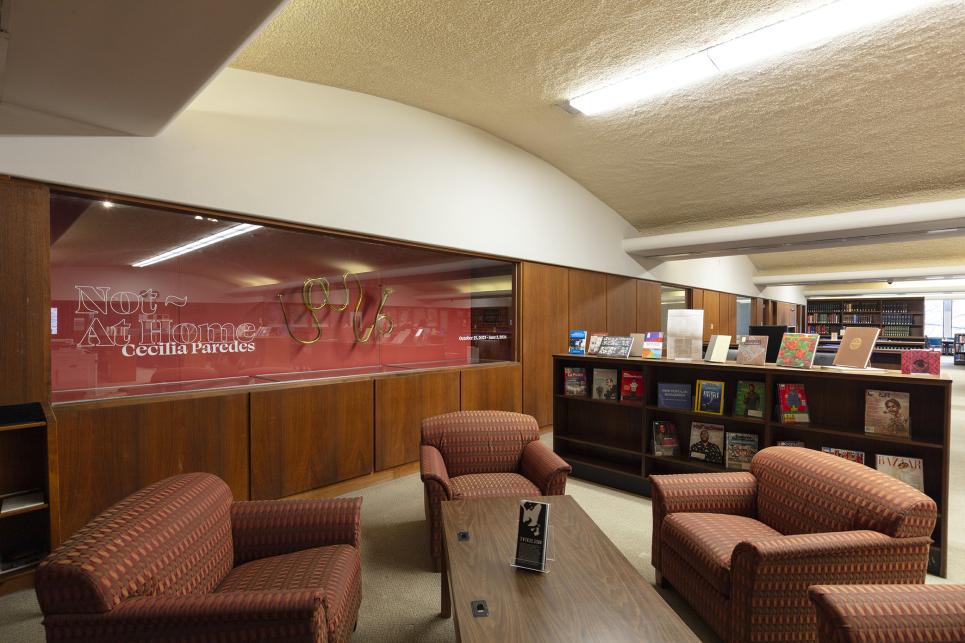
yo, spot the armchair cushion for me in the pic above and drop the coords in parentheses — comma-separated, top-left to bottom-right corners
(421, 410, 539, 477)
(231, 497, 362, 564)
(519, 440, 572, 494)
(450, 473, 541, 499)
(662, 513, 781, 596)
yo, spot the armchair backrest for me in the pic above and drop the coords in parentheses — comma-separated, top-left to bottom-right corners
(36, 472, 234, 615)
(751, 447, 937, 538)
(421, 410, 540, 477)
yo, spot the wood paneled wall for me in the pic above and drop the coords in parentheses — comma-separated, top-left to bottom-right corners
(605, 275, 637, 336)
(567, 269, 606, 332)
(691, 288, 738, 340)
(636, 280, 662, 331)
(521, 263, 568, 427)
(375, 371, 460, 471)
(460, 362, 522, 412)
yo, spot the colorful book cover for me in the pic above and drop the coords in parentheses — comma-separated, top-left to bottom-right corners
(563, 367, 587, 396)
(689, 422, 724, 464)
(694, 380, 725, 415)
(833, 327, 880, 369)
(775, 333, 820, 369)
(704, 335, 732, 363)
(901, 349, 940, 376)
(864, 389, 910, 437)
(568, 329, 587, 355)
(776, 440, 806, 447)
(641, 332, 664, 359)
(620, 370, 643, 401)
(733, 380, 764, 418)
(586, 332, 607, 356)
(875, 454, 924, 492)
(657, 382, 692, 409)
(821, 446, 865, 465)
(597, 335, 633, 358)
(736, 335, 768, 366)
(725, 432, 759, 470)
(777, 383, 810, 423)
(592, 368, 618, 400)
(652, 420, 679, 456)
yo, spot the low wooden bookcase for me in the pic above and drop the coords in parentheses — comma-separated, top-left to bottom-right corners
(552, 354, 952, 576)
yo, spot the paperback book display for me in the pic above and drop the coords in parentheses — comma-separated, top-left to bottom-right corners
(563, 367, 587, 397)
(833, 327, 880, 369)
(694, 380, 725, 414)
(736, 335, 768, 366)
(592, 369, 619, 400)
(821, 446, 865, 465)
(641, 332, 664, 359)
(568, 330, 587, 355)
(587, 332, 606, 356)
(652, 421, 679, 456)
(666, 309, 704, 360)
(598, 336, 634, 358)
(777, 383, 810, 423)
(776, 333, 820, 369)
(864, 390, 910, 437)
(704, 335, 731, 363)
(876, 455, 924, 492)
(689, 422, 724, 464)
(629, 333, 647, 358)
(733, 381, 764, 418)
(620, 370, 643, 401)
(725, 432, 759, 470)
(901, 349, 940, 376)
(657, 383, 692, 409)
(513, 500, 550, 572)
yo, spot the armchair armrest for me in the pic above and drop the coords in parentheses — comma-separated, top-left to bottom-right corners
(231, 497, 361, 564)
(731, 531, 932, 642)
(43, 591, 326, 642)
(520, 440, 572, 494)
(420, 444, 452, 499)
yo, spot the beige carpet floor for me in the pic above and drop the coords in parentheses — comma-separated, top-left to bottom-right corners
(2, 358, 963, 642)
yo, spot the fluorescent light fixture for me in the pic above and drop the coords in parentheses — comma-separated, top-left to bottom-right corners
(101, 200, 114, 208)
(927, 228, 960, 234)
(132, 223, 261, 267)
(567, 0, 938, 115)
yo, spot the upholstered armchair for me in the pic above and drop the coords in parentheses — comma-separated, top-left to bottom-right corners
(809, 584, 965, 642)
(36, 473, 362, 643)
(651, 447, 936, 642)
(420, 410, 571, 571)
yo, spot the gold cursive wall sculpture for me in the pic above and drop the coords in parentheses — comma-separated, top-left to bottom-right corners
(276, 273, 393, 344)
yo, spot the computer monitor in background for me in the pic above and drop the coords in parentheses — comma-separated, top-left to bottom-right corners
(749, 325, 793, 363)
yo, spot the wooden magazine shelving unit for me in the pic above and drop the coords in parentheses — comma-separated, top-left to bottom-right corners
(955, 334, 965, 366)
(552, 353, 952, 576)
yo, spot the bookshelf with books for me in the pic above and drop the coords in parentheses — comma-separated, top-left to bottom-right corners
(956, 334, 965, 366)
(806, 297, 925, 340)
(552, 353, 952, 576)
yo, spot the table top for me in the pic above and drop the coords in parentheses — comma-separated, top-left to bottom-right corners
(440, 495, 699, 643)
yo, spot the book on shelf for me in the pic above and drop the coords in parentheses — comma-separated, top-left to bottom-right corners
(777, 383, 810, 423)
(0, 490, 45, 515)
(694, 380, 725, 414)
(875, 454, 924, 492)
(733, 380, 764, 418)
(832, 327, 881, 369)
(821, 446, 865, 465)
(775, 333, 820, 369)
(592, 368, 619, 400)
(568, 329, 587, 355)
(620, 370, 643, 401)
(901, 349, 940, 376)
(725, 432, 759, 470)
(641, 331, 664, 359)
(689, 422, 724, 464)
(629, 333, 646, 358)
(864, 389, 910, 437)
(776, 440, 806, 447)
(704, 335, 732, 363)
(657, 382, 692, 409)
(563, 367, 587, 397)
(597, 336, 634, 358)
(587, 332, 607, 355)
(666, 309, 703, 360)
(736, 335, 768, 366)
(652, 421, 679, 456)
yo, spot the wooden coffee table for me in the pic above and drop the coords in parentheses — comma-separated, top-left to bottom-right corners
(440, 495, 699, 642)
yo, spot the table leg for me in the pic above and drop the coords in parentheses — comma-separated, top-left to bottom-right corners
(441, 537, 451, 618)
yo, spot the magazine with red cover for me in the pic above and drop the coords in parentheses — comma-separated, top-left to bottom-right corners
(620, 370, 643, 401)
(901, 349, 940, 376)
(777, 383, 810, 423)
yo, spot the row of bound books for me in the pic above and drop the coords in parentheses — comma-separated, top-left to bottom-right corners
(563, 367, 642, 401)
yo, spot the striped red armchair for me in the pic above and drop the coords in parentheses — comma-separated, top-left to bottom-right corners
(420, 410, 571, 571)
(36, 473, 362, 643)
(651, 447, 937, 642)
(809, 584, 965, 642)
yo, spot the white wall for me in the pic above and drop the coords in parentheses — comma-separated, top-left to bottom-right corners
(0, 68, 798, 300)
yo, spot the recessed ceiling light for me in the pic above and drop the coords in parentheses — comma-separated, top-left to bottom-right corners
(567, 0, 939, 115)
(925, 276, 945, 280)
(132, 223, 261, 268)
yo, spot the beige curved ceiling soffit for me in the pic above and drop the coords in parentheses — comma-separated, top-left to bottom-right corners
(233, 0, 965, 237)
